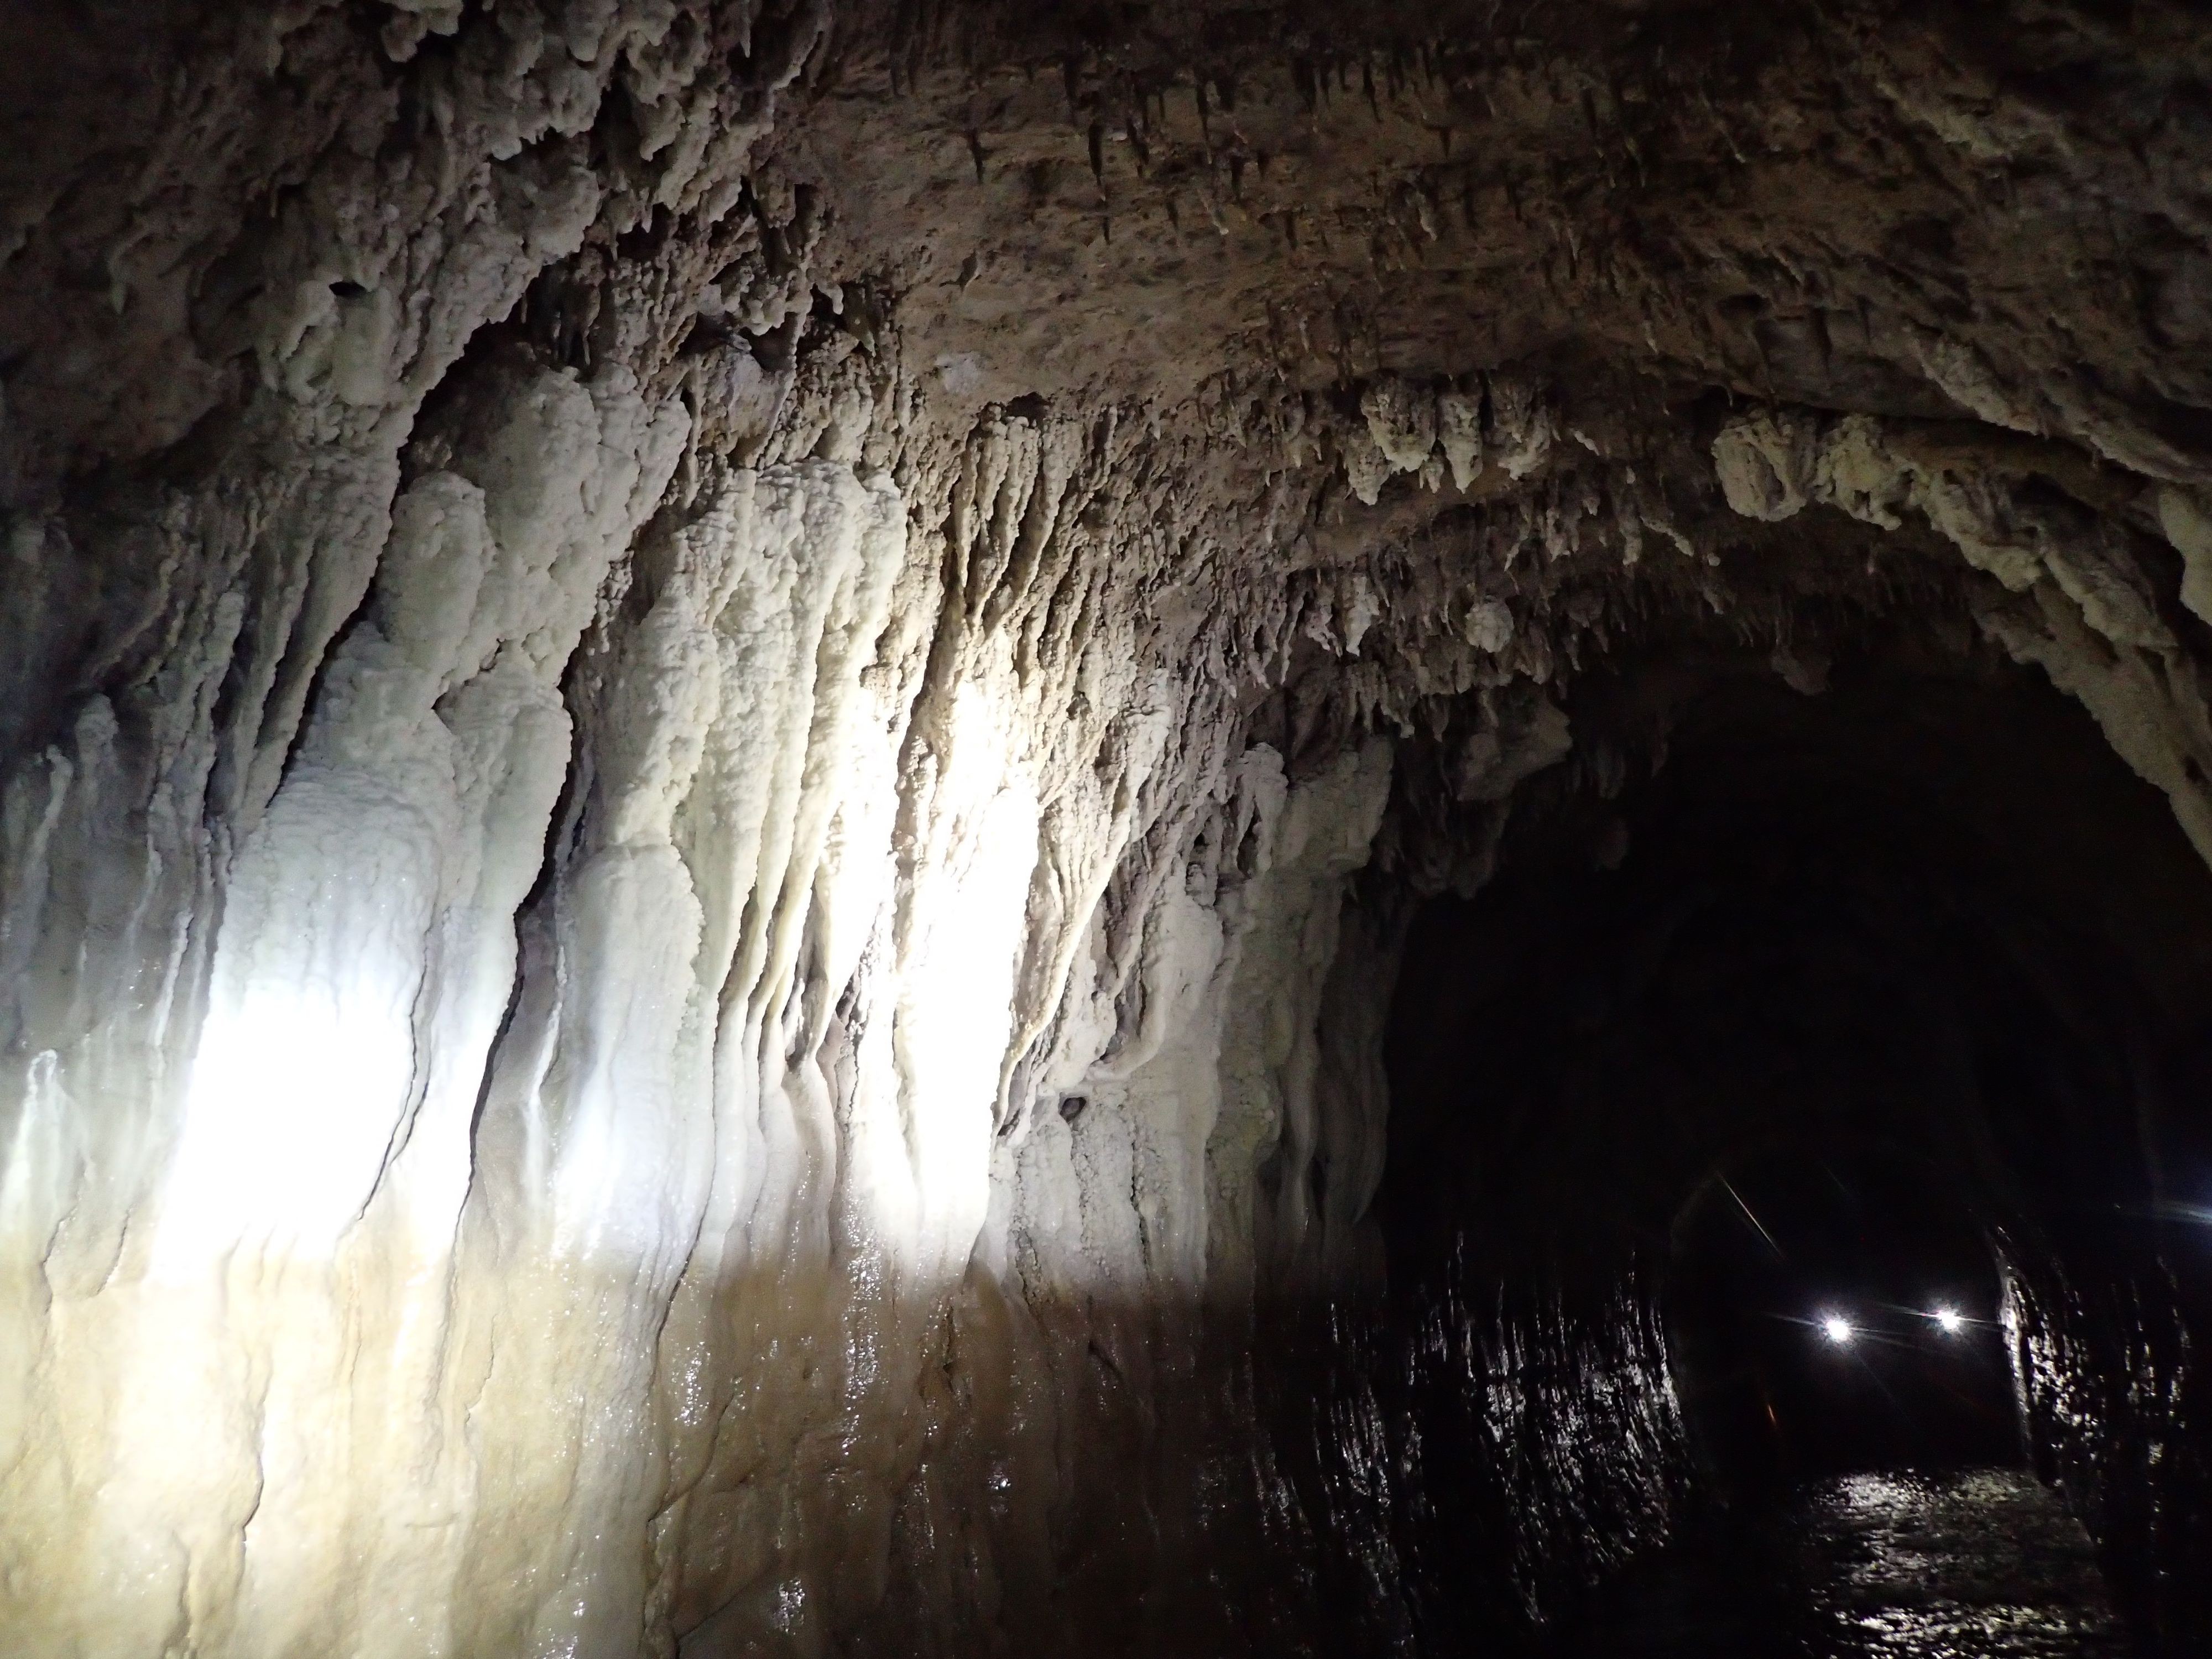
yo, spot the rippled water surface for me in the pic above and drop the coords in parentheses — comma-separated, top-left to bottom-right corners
(1548, 1468, 2132, 1657)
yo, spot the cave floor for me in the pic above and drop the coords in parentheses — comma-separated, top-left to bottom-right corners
(1543, 1468, 2131, 1657)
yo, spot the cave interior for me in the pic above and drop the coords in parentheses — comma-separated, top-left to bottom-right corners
(2, 2, 2211, 1656)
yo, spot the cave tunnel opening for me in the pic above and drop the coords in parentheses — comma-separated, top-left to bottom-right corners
(1357, 639, 2212, 1648)
(1665, 1144, 2017, 1490)
(1380, 645, 2212, 1277)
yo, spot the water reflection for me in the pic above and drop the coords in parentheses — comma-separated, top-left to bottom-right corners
(1806, 1472, 2127, 1656)
(1549, 1468, 2131, 1656)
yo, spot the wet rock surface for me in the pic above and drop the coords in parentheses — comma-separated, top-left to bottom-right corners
(2007, 1240, 2212, 1652)
(1548, 1469, 2131, 1658)
(1267, 1254, 1692, 1655)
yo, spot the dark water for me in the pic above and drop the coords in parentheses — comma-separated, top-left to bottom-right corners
(1546, 1468, 2132, 1657)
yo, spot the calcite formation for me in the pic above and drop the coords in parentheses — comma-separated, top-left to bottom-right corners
(2, 2, 2209, 1655)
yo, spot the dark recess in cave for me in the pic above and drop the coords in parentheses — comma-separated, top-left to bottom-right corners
(1342, 645, 2212, 1650)
(1667, 1147, 2017, 1488)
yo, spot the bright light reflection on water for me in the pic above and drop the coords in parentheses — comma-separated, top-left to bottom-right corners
(1545, 1468, 2127, 1656)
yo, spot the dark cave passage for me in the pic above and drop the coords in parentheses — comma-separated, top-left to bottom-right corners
(1665, 1146, 2018, 1490)
(1274, 645, 2212, 1653)
(1381, 650, 2212, 1288)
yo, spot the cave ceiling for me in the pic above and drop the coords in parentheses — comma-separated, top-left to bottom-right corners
(13, 1, 2211, 849)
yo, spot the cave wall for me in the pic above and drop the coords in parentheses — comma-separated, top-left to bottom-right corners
(1261, 1249, 1689, 1657)
(0, 337, 1389, 1652)
(0, 9, 1378, 1651)
(2007, 1243, 2210, 1652)
(0, 14, 1591, 1651)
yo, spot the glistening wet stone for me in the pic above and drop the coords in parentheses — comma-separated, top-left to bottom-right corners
(1548, 1469, 2131, 1657)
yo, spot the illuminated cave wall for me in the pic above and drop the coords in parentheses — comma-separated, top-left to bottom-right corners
(0, 348, 1392, 1653)
(0, 33, 1403, 1632)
